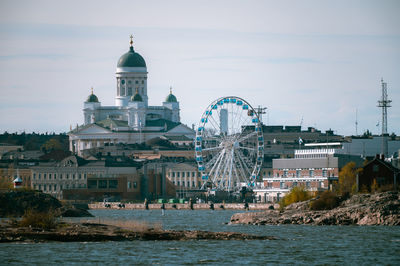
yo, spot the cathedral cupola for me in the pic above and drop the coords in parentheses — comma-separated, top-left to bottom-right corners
(115, 35, 148, 107)
(117, 35, 146, 68)
(86, 87, 99, 102)
(165, 87, 177, 102)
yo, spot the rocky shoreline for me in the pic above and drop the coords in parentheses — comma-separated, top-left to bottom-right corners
(230, 192, 400, 226)
(0, 222, 276, 242)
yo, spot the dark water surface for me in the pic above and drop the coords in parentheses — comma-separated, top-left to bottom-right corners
(1, 210, 400, 265)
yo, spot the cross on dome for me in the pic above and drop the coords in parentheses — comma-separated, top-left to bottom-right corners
(129, 34, 133, 47)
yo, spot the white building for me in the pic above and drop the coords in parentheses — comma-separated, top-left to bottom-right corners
(69, 37, 195, 156)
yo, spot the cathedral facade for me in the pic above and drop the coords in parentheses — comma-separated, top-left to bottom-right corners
(69, 37, 195, 156)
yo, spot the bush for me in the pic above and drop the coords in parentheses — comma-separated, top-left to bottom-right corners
(19, 209, 58, 230)
(309, 191, 339, 210)
(279, 186, 311, 210)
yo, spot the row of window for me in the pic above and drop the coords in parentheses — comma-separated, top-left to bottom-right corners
(120, 79, 145, 85)
(33, 173, 87, 180)
(34, 183, 86, 192)
(267, 181, 325, 189)
(118, 87, 145, 96)
(278, 170, 333, 178)
(173, 180, 201, 188)
(169, 171, 200, 178)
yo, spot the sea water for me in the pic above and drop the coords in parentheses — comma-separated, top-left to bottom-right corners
(1, 209, 400, 265)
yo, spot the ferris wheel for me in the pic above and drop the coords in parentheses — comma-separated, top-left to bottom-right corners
(195, 96, 264, 192)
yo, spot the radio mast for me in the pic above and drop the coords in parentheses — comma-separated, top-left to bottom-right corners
(377, 78, 392, 157)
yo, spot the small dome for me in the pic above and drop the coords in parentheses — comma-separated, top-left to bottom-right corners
(131, 89, 143, 102)
(87, 88, 99, 102)
(165, 87, 177, 102)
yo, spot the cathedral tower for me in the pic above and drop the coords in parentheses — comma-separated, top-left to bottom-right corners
(115, 35, 148, 107)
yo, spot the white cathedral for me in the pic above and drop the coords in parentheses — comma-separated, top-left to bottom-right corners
(68, 36, 195, 155)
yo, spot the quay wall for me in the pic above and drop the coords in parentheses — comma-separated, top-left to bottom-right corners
(88, 202, 279, 210)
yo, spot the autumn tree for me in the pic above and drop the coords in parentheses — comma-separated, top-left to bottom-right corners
(41, 138, 62, 152)
(338, 161, 362, 196)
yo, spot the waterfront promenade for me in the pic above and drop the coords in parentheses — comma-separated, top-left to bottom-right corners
(89, 202, 278, 210)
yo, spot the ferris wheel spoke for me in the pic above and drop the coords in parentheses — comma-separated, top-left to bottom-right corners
(238, 146, 257, 152)
(233, 152, 248, 185)
(206, 149, 225, 173)
(210, 150, 226, 186)
(202, 146, 223, 152)
(227, 149, 235, 191)
(235, 149, 253, 176)
(236, 131, 257, 143)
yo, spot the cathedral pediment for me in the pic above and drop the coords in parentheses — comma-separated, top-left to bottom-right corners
(166, 124, 195, 135)
(73, 124, 112, 135)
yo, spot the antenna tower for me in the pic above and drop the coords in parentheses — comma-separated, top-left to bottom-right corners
(355, 109, 358, 136)
(256, 106, 267, 124)
(377, 78, 392, 157)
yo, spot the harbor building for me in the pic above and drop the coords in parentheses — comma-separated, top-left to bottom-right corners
(254, 143, 364, 202)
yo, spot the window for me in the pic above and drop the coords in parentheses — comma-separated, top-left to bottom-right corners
(43, 185, 47, 191)
(33, 173, 36, 179)
(49, 174, 52, 179)
(98, 180, 107, 189)
(192, 181, 195, 187)
(306, 181, 311, 188)
(141, 80, 144, 84)
(79, 174, 81, 179)
(44, 173, 46, 179)
(38, 184, 41, 190)
(84, 174, 87, 179)
(187, 172, 190, 178)
(182, 172, 185, 178)
(54, 184, 57, 191)
(198, 181, 201, 187)
(38, 173, 41, 179)
(128, 87, 132, 95)
(309, 170, 314, 177)
(172, 172, 175, 178)
(280, 182, 285, 188)
(187, 181, 190, 187)
(109, 180, 118, 189)
(133, 182, 137, 188)
(177, 181, 180, 186)
(293, 182, 298, 187)
(88, 180, 97, 189)
(322, 170, 327, 177)
(296, 170, 301, 178)
(177, 172, 180, 178)
(283, 170, 288, 177)
(128, 181, 131, 189)
(66, 174, 69, 179)
(135, 80, 138, 84)
(373, 165, 379, 172)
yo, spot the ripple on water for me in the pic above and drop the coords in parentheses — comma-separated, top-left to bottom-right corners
(1, 210, 400, 265)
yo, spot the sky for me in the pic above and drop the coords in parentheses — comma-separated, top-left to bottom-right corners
(0, 0, 399, 136)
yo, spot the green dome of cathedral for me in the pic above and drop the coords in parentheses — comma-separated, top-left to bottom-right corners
(165, 87, 177, 102)
(117, 36, 146, 68)
(87, 88, 99, 102)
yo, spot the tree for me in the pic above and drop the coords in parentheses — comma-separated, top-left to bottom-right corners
(338, 162, 362, 196)
(41, 138, 62, 152)
(279, 186, 311, 210)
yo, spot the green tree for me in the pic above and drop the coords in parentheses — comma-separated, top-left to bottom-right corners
(338, 161, 362, 196)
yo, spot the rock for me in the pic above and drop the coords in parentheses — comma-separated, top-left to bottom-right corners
(230, 191, 400, 226)
(60, 208, 93, 217)
(0, 222, 277, 242)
